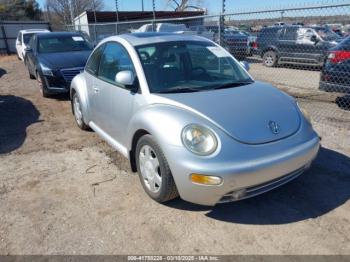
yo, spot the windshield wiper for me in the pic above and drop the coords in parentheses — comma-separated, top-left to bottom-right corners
(212, 81, 253, 90)
(157, 87, 204, 94)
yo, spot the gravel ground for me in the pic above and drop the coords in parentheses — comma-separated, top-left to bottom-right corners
(0, 56, 349, 255)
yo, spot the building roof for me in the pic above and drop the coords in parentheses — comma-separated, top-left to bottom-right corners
(103, 32, 210, 46)
(78, 11, 205, 23)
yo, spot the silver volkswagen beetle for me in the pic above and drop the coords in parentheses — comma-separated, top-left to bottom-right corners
(70, 33, 320, 206)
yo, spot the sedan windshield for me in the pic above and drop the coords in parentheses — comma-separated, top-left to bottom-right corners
(38, 35, 92, 53)
(136, 41, 253, 93)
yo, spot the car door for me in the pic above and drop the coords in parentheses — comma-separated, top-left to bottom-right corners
(16, 32, 22, 58)
(93, 41, 137, 145)
(25, 36, 37, 75)
(277, 27, 298, 62)
(84, 43, 105, 123)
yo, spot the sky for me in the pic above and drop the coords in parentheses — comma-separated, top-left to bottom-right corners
(36, 0, 348, 14)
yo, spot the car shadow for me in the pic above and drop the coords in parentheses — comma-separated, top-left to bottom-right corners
(0, 95, 40, 154)
(0, 68, 6, 78)
(335, 94, 350, 111)
(165, 147, 350, 225)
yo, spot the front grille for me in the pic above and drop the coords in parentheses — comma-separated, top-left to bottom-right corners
(60, 67, 84, 82)
(218, 166, 307, 203)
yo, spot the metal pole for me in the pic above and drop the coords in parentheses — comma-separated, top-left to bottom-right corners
(92, 0, 97, 42)
(219, 0, 225, 46)
(69, 0, 75, 26)
(151, 0, 156, 31)
(141, 0, 144, 11)
(115, 0, 119, 34)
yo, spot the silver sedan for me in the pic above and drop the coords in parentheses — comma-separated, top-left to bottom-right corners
(70, 33, 320, 206)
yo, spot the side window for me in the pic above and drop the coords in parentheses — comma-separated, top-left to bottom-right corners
(85, 44, 104, 76)
(280, 28, 297, 40)
(296, 28, 317, 44)
(98, 42, 135, 87)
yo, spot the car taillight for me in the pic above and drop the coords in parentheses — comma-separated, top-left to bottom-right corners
(328, 50, 350, 64)
(252, 42, 258, 49)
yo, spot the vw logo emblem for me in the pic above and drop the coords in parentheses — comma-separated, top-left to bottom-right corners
(268, 121, 280, 134)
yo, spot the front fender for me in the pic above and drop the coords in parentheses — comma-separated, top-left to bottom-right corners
(70, 73, 90, 123)
(126, 104, 218, 151)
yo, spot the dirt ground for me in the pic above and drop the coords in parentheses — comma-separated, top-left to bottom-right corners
(0, 56, 349, 255)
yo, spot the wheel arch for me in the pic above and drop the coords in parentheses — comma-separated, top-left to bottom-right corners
(70, 73, 90, 123)
(129, 129, 151, 172)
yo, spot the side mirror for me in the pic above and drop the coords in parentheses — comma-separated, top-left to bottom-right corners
(240, 61, 250, 71)
(115, 70, 136, 87)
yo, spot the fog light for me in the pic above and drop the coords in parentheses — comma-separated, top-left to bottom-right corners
(190, 174, 223, 185)
(231, 189, 247, 200)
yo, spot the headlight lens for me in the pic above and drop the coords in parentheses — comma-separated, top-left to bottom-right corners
(40, 63, 53, 76)
(181, 124, 218, 156)
(297, 102, 312, 123)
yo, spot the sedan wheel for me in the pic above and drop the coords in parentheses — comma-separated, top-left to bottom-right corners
(36, 71, 49, 97)
(72, 93, 89, 130)
(263, 51, 278, 67)
(136, 135, 179, 203)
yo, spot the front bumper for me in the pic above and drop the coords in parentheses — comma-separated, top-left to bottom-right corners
(163, 131, 320, 206)
(42, 75, 70, 94)
(319, 80, 350, 94)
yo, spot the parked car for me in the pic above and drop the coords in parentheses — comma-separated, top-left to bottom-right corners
(70, 33, 320, 206)
(16, 29, 50, 61)
(222, 29, 250, 60)
(320, 36, 350, 93)
(257, 25, 342, 67)
(24, 32, 93, 97)
(135, 23, 214, 41)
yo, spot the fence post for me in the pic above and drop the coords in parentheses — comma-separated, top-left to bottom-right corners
(0, 25, 10, 55)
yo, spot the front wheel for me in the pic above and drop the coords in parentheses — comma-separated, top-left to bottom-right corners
(72, 93, 89, 130)
(263, 51, 278, 67)
(136, 135, 179, 203)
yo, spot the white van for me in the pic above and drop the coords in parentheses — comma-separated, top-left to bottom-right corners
(16, 29, 50, 61)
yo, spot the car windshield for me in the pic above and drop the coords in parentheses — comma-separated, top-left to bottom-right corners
(315, 28, 340, 41)
(38, 35, 92, 53)
(23, 33, 35, 45)
(136, 41, 253, 94)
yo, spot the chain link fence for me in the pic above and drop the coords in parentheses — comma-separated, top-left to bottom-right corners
(60, 2, 350, 129)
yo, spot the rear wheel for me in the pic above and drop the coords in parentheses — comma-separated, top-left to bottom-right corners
(263, 51, 278, 67)
(136, 135, 179, 203)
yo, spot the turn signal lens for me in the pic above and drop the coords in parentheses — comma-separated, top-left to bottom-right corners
(190, 174, 223, 185)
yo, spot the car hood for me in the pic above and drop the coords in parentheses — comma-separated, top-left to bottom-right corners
(157, 82, 301, 145)
(38, 50, 91, 69)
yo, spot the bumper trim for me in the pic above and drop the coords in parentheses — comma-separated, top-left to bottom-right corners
(218, 165, 307, 203)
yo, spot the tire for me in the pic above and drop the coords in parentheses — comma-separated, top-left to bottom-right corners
(28, 70, 35, 79)
(263, 51, 278, 67)
(72, 92, 89, 130)
(136, 135, 179, 203)
(36, 71, 50, 98)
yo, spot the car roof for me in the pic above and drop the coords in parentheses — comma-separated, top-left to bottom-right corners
(110, 32, 211, 46)
(36, 31, 83, 39)
(20, 29, 49, 33)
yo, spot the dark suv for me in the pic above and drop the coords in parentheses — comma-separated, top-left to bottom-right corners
(257, 25, 342, 67)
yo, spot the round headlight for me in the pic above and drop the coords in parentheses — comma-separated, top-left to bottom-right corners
(181, 124, 218, 156)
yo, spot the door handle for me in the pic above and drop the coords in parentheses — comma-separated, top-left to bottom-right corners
(93, 87, 99, 93)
